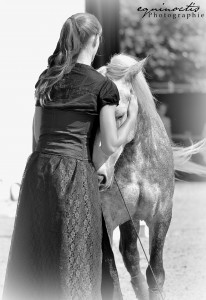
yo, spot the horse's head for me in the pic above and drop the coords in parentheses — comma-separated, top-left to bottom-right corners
(93, 53, 148, 191)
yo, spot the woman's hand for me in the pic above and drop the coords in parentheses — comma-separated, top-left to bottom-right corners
(127, 95, 138, 119)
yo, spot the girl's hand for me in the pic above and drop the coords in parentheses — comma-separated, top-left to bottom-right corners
(127, 95, 138, 119)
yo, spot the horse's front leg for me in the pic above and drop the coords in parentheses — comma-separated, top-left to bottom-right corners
(146, 205, 172, 300)
(119, 220, 149, 300)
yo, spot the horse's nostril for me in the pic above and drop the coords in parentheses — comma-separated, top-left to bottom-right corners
(98, 174, 107, 186)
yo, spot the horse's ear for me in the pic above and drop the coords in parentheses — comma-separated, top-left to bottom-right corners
(97, 66, 107, 76)
(124, 58, 147, 83)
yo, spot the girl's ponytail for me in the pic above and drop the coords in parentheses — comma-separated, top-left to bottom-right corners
(35, 13, 102, 106)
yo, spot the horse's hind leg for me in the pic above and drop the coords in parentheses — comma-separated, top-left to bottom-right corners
(119, 220, 149, 300)
(146, 205, 172, 300)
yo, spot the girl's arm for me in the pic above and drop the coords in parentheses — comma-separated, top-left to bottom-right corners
(99, 95, 138, 156)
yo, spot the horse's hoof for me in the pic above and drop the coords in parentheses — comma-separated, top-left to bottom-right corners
(149, 288, 166, 300)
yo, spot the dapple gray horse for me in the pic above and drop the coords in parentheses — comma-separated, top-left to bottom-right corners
(93, 53, 206, 300)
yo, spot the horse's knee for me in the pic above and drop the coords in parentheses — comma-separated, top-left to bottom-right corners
(118, 236, 131, 264)
(119, 222, 141, 276)
(119, 222, 138, 256)
(119, 235, 138, 261)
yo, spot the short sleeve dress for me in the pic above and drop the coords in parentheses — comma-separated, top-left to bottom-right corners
(2, 63, 123, 300)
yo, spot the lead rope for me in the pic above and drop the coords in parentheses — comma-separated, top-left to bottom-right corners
(114, 175, 165, 300)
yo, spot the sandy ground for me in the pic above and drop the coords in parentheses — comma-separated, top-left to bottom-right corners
(0, 181, 206, 300)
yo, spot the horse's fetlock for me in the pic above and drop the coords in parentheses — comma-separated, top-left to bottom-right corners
(131, 273, 148, 300)
(149, 288, 166, 300)
(146, 266, 165, 291)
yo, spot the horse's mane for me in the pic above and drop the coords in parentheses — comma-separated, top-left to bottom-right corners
(99, 53, 158, 120)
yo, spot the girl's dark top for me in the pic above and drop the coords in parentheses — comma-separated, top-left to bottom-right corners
(35, 62, 120, 160)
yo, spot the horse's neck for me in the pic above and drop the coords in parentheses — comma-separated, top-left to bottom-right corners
(136, 106, 168, 145)
(117, 107, 171, 168)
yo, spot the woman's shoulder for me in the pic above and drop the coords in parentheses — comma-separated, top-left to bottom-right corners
(97, 75, 120, 109)
(84, 66, 118, 93)
(73, 64, 120, 109)
(82, 65, 107, 86)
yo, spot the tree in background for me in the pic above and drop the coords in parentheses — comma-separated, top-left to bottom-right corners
(120, 0, 206, 84)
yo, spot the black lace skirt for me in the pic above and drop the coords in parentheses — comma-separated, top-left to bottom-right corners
(2, 151, 122, 300)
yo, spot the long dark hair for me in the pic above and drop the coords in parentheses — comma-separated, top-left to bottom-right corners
(35, 13, 102, 105)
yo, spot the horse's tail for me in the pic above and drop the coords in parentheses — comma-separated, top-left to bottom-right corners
(172, 138, 206, 176)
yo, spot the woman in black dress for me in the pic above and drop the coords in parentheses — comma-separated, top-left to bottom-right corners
(2, 13, 138, 300)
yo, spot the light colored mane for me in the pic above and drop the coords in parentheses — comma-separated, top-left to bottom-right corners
(104, 53, 158, 120)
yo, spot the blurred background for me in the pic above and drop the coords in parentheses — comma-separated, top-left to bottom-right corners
(0, 1, 206, 299)
(89, 0, 206, 161)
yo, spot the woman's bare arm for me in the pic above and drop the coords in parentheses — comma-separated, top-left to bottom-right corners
(99, 95, 138, 156)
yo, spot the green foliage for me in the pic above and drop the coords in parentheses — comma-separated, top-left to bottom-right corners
(120, 0, 206, 83)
